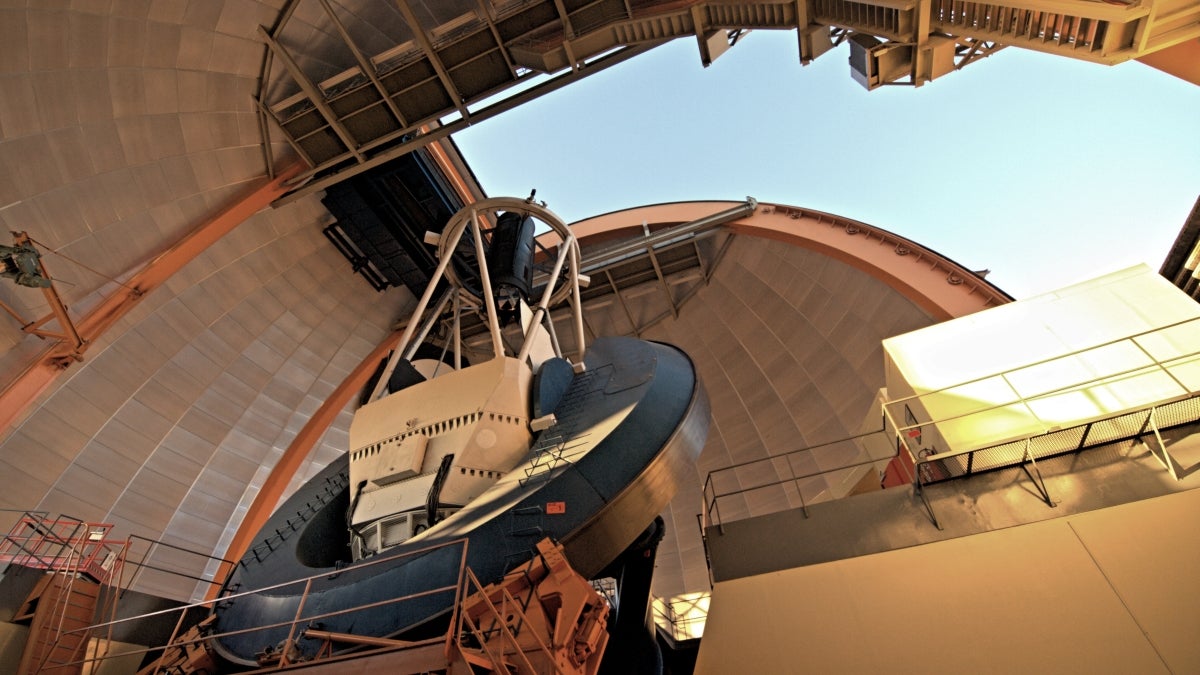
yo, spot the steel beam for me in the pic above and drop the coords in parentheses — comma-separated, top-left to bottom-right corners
(5, 232, 85, 356)
(318, 0, 408, 128)
(259, 26, 364, 162)
(646, 246, 679, 318)
(395, 0, 470, 121)
(605, 269, 640, 337)
(692, 5, 712, 65)
(1138, 36, 1200, 84)
(571, 201, 1011, 321)
(255, 96, 315, 167)
(277, 44, 655, 204)
(425, 137, 481, 204)
(551, 0, 576, 37)
(692, 240, 710, 282)
(476, 0, 520, 79)
(0, 163, 303, 440)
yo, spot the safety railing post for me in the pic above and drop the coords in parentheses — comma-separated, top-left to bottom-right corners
(1146, 406, 1183, 480)
(913, 459, 942, 530)
(712, 486, 724, 535)
(787, 455, 809, 519)
(1019, 438, 1054, 506)
(279, 577, 315, 667)
(446, 539, 468, 661)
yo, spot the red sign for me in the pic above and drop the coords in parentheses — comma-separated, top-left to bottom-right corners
(546, 501, 566, 514)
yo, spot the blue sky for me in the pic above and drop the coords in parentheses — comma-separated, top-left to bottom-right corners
(452, 31, 1200, 299)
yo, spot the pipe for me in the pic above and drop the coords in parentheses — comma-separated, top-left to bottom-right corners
(579, 198, 758, 273)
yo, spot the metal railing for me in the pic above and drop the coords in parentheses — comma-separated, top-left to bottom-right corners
(882, 316, 1200, 458)
(701, 427, 894, 533)
(123, 534, 235, 602)
(652, 591, 711, 643)
(904, 395, 1200, 529)
(701, 317, 1200, 533)
(39, 535, 582, 674)
(39, 537, 474, 674)
(884, 317, 1200, 526)
(0, 511, 236, 602)
(0, 511, 133, 673)
(0, 511, 124, 584)
(458, 566, 550, 673)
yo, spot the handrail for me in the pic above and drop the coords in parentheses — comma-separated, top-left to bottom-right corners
(1, 514, 131, 674)
(0, 508, 50, 518)
(910, 394, 1200, 526)
(702, 426, 893, 533)
(707, 424, 887, 477)
(0, 514, 122, 583)
(46, 537, 473, 674)
(0, 517, 237, 603)
(459, 567, 545, 674)
(123, 533, 235, 597)
(82, 537, 471, 633)
(0, 528, 62, 571)
(701, 316, 1200, 532)
(706, 452, 894, 507)
(883, 320, 1200, 457)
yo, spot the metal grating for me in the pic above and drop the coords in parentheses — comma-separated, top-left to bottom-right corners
(922, 394, 1200, 483)
(521, 366, 609, 486)
(1154, 395, 1200, 429)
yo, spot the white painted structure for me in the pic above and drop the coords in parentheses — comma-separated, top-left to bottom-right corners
(883, 265, 1200, 459)
(346, 198, 586, 556)
(348, 357, 533, 553)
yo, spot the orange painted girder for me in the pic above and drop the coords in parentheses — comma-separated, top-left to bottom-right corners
(571, 201, 1011, 321)
(211, 140, 482, 595)
(0, 163, 303, 438)
(207, 328, 402, 599)
(1137, 39, 1200, 86)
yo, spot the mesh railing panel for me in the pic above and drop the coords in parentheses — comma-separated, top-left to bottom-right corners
(1084, 413, 1145, 447)
(923, 395, 1200, 484)
(1154, 396, 1200, 429)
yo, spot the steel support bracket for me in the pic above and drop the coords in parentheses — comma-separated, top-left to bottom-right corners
(1145, 408, 1184, 480)
(1020, 439, 1054, 507)
(914, 467, 942, 530)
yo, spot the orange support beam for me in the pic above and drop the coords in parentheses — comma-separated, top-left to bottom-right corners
(426, 138, 481, 205)
(211, 142, 484, 595)
(0, 163, 303, 438)
(1137, 39, 1200, 86)
(2, 232, 86, 358)
(207, 328, 401, 599)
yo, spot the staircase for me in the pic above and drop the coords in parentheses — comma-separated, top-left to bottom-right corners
(12, 573, 99, 675)
(522, 366, 609, 485)
(0, 513, 128, 675)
